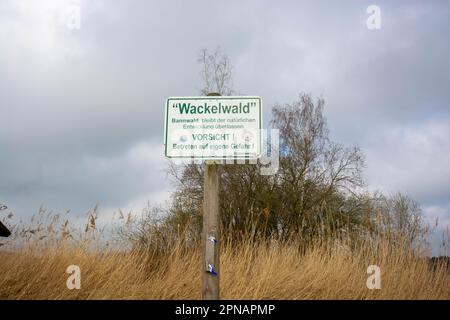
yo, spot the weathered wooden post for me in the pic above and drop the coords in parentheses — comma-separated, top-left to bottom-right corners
(202, 92, 221, 300)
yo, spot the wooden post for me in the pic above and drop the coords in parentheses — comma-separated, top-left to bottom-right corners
(202, 93, 221, 300)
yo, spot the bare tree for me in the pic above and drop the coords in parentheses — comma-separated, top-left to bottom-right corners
(374, 192, 426, 246)
(167, 92, 370, 243)
(159, 53, 425, 248)
(198, 48, 233, 95)
(268, 94, 366, 240)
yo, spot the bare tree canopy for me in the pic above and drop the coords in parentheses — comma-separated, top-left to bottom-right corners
(198, 48, 233, 96)
(148, 52, 428, 249)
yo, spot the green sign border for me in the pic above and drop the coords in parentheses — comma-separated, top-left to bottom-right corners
(164, 96, 262, 159)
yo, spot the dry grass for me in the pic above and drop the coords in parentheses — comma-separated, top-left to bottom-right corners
(0, 208, 448, 299)
(0, 237, 448, 299)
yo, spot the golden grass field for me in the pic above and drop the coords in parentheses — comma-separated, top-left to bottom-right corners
(0, 235, 448, 299)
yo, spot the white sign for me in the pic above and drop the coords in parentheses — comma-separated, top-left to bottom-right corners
(164, 96, 262, 159)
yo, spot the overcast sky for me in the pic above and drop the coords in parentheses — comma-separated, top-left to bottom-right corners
(0, 0, 449, 253)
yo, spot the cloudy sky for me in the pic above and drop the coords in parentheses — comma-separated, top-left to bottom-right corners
(0, 1, 449, 252)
